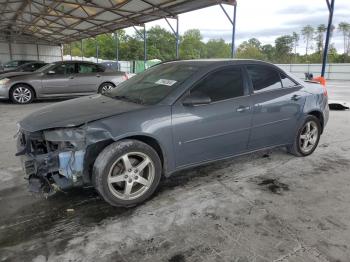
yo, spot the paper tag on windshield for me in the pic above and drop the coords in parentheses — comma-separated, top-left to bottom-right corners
(155, 79, 177, 86)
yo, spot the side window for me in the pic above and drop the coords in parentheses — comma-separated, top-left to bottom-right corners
(246, 65, 282, 93)
(190, 67, 244, 102)
(280, 73, 299, 88)
(97, 65, 105, 72)
(53, 63, 75, 74)
(5, 61, 18, 68)
(78, 63, 99, 73)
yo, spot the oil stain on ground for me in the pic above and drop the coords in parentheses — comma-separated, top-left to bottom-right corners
(258, 178, 290, 195)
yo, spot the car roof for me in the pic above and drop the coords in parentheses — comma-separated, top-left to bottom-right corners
(54, 60, 99, 65)
(161, 59, 277, 68)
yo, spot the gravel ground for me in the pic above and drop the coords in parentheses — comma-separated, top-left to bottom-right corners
(0, 81, 349, 262)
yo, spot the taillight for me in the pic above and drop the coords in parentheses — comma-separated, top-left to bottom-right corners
(123, 73, 128, 81)
(322, 85, 328, 97)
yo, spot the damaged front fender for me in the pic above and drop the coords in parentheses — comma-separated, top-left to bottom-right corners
(17, 125, 116, 196)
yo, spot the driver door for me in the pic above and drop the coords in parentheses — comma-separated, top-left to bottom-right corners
(172, 66, 253, 168)
(41, 63, 76, 95)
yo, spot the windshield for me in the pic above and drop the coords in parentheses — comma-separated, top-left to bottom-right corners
(35, 63, 55, 72)
(104, 63, 199, 105)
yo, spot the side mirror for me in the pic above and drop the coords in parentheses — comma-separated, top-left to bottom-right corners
(182, 92, 211, 106)
(47, 70, 55, 75)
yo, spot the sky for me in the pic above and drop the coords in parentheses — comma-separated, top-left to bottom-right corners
(125, 0, 350, 54)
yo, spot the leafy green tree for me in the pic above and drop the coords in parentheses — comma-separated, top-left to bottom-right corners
(338, 22, 350, 56)
(274, 35, 294, 63)
(301, 25, 314, 56)
(205, 39, 231, 58)
(261, 44, 275, 62)
(180, 29, 206, 59)
(146, 26, 176, 60)
(236, 38, 265, 60)
(315, 24, 326, 54)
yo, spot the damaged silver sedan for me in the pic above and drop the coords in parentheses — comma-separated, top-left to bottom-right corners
(16, 60, 329, 207)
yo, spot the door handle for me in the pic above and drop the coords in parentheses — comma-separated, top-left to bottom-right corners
(291, 94, 301, 101)
(69, 75, 74, 79)
(96, 74, 101, 78)
(236, 106, 250, 112)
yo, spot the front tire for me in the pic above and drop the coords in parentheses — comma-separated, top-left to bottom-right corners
(287, 115, 321, 157)
(92, 140, 162, 207)
(10, 84, 35, 104)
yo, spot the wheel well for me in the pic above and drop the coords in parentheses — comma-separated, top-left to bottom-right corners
(10, 83, 36, 98)
(100, 81, 116, 88)
(126, 135, 165, 169)
(308, 111, 324, 133)
(86, 135, 165, 182)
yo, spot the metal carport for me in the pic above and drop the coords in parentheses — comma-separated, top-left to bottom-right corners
(0, 0, 237, 66)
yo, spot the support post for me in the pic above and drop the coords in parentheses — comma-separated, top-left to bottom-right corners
(220, 1, 237, 58)
(69, 42, 72, 60)
(81, 39, 84, 61)
(36, 44, 40, 60)
(133, 25, 147, 71)
(175, 16, 179, 59)
(232, 2, 237, 58)
(144, 24, 147, 70)
(115, 31, 119, 64)
(321, 0, 335, 79)
(95, 38, 99, 63)
(60, 44, 63, 61)
(165, 16, 180, 59)
(9, 41, 12, 60)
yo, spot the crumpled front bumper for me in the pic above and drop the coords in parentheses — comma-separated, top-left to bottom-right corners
(16, 130, 86, 195)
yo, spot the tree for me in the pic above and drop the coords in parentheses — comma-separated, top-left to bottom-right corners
(205, 39, 231, 58)
(180, 29, 206, 59)
(236, 38, 265, 60)
(315, 24, 326, 53)
(274, 35, 294, 63)
(338, 22, 350, 55)
(261, 44, 275, 62)
(146, 26, 177, 60)
(301, 25, 314, 56)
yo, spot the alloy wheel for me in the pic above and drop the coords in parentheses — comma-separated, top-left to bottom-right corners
(12, 86, 32, 103)
(101, 84, 114, 94)
(299, 121, 319, 154)
(107, 152, 155, 200)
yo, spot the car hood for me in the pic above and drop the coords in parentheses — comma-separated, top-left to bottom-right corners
(19, 94, 146, 132)
(0, 71, 35, 79)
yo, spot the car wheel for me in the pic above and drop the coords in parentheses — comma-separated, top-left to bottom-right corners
(92, 140, 162, 207)
(98, 82, 115, 94)
(10, 84, 34, 104)
(287, 115, 321, 157)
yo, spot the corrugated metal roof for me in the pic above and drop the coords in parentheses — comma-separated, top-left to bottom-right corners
(0, 0, 234, 44)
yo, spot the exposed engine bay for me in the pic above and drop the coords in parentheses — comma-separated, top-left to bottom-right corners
(16, 126, 113, 196)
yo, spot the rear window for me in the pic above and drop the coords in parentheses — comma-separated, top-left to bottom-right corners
(280, 73, 299, 88)
(247, 65, 282, 93)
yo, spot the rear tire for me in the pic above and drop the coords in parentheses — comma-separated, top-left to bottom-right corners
(287, 115, 321, 157)
(10, 84, 35, 104)
(92, 140, 162, 207)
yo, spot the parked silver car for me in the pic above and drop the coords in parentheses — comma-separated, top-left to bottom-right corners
(0, 61, 128, 104)
(16, 60, 329, 207)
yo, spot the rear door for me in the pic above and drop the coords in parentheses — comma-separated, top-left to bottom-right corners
(246, 64, 306, 150)
(72, 63, 101, 93)
(172, 66, 252, 167)
(41, 63, 76, 95)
